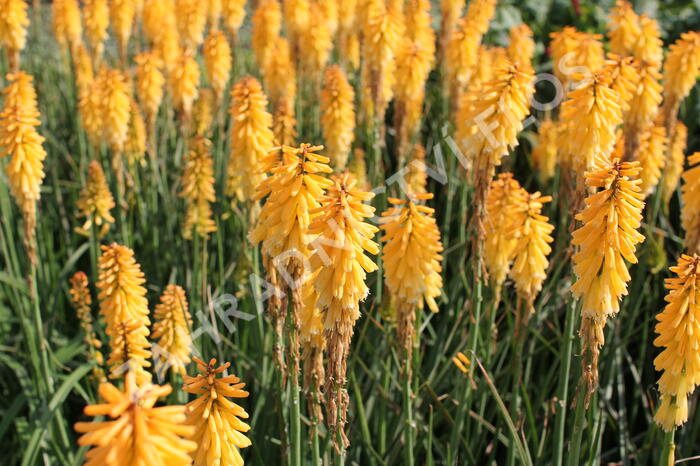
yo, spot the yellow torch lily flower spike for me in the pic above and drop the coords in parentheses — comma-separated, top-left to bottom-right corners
(531, 119, 559, 183)
(380, 193, 443, 370)
(0, 71, 47, 266)
(262, 36, 297, 110)
(203, 30, 232, 103)
(96, 243, 152, 385)
(662, 31, 700, 137)
(222, 0, 246, 40)
(607, 0, 640, 57)
(152, 284, 192, 377)
(226, 76, 274, 202)
(82, 0, 108, 65)
(75, 160, 116, 237)
(682, 152, 700, 254)
(134, 50, 165, 131)
(75, 371, 196, 465)
(251, 0, 281, 69)
(662, 122, 688, 204)
(175, 0, 206, 52)
(170, 52, 200, 123)
(180, 135, 218, 239)
(184, 357, 251, 466)
(653, 254, 700, 432)
(571, 159, 645, 401)
(0, 0, 29, 71)
(53, 0, 82, 54)
(108, 0, 134, 66)
(69, 271, 105, 381)
(637, 122, 668, 196)
(321, 65, 355, 170)
(309, 172, 378, 450)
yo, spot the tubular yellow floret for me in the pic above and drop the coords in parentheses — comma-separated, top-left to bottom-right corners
(0, 0, 29, 71)
(152, 284, 192, 377)
(184, 358, 251, 466)
(76, 160, 116, 237)
(203, 30, 232, 102)
(653, 254, 700, 432)
(226, 76, 274, 202)
(179, 135, 217, 239)
(321, 65, 355, 170)
(75, 371, 196, 464)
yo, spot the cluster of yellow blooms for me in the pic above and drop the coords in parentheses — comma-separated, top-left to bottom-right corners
(75, 161, 116, 237)
(320, 66, 355, 170)
(152, 284, 193, 377)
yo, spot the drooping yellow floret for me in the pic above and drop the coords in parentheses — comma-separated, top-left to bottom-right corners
(320, 65, 355, 170)
(0, 0, 29, 71)
(134, 50, 165, 127)
(109, 0, 134, 63)
(83, 0, 108, 64)
(531, 119, 558, 182)
(76, 161, 115, 237)
(203, 30, 232, 102)
(607, 0, 640, 57)
(75, 371, 196, 465)
(637, 122, 668, 196)
(571, 160, 645, 395)
(180, 135, 217, 239)
(251, 0, 281, 69)
(175, 0, 206, 51)
(152, 284, 192, 377)
(558, 70, 622, 173)
(170, 52, 200, 120)
(653, 254, 700, 431)
(226, 76, 274, 201)
(507, 23, 535, 70)
(309, 172, 378, 449)
(682, 152, 700, 254)
(96, 243, 152, 384)
(184, 358, 251, 466)
(662, 122, 688, 203)
(483, 173, 528, 293)
(53, 0, 82, 53)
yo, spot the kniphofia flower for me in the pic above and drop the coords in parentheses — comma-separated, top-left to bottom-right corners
(406, 143, 428, 194)
(53, 0, 82, 54)
(170, 52, 200, 122)
(251, 0, 281, 69)
(661, 31, 700, 136)
(226, 76, 274, 201)
(507, 23, 535, 70)
(662, 122, 688, 203)
(183, 358, 251, 466)
(682, 152, 700, 254)
(571, 160, 645, 399)
(320, 65, 355, 170)
(0, 0, 29, 71)
(653, 254, 700, 431)
(531, 119, 558, 182)
(180, 135, 217, 239)
(109, 0, 134, 64)
(222, 0, 246, 38)
(75, 371, 196, 464)
(82, 0, 108, 64)
(175, 0, 206, 52)
(607, 0, 640, 57)
(69, 271, 105, 381)
(76, 161, 115, 237)
(152, 284, 192, 377)
(624, 61, 662, 159)
(272, 98, 297, 147)
(262, 36, 296, 109)
(203, 30, 232, 102)
(309, 172, 378, 449)
(134, 50, 165, 128)
(637, 122, 668, 196)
